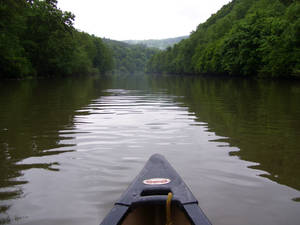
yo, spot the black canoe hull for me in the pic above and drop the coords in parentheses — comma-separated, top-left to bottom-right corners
(100, 154, 211, 225)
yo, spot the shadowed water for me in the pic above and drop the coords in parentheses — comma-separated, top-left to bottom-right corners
(0, 75, 299, 225)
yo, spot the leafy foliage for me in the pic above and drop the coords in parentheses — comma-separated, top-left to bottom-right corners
(0, 0, 113, 78)
(147, 0, 300, 78)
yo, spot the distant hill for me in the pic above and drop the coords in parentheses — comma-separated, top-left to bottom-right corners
(103, 38, 158, 74)
(123, 36, 188, 50)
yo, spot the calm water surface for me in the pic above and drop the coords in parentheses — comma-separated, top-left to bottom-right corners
(0, 75, 299, 225)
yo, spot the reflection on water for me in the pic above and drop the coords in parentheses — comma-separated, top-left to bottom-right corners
(149, 76, 300, 191)
(0, 75, 299, 225)
(0, 77, 111, 224)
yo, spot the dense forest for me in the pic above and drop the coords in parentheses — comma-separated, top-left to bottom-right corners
(0, 0, 114, 79)
(0, 0, 161, 79)
(147, 0, 300, 78)
(2, 0, 299, 79)
(104, 39, 158, 74)
(124, 36, 188, 50)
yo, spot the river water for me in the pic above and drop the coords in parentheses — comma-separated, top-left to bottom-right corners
(0, 75, 299, 225)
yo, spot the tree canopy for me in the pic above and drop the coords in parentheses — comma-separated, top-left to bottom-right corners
(146, 0, 300, 78)
(0, 0, 113, 78)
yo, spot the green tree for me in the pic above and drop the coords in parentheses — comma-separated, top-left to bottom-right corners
(0, 0, 114, 78)
(0, 0, 33, 78)
(147, 0, 300, 78)
(23, 0, 76, 76)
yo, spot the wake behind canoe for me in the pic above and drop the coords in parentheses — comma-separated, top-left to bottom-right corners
(100, 154, 212, 225)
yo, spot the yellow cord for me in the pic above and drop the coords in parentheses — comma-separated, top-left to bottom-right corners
(166, 192, 173, 225)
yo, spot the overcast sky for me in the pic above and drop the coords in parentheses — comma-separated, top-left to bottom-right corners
(57, 0, 231, 41)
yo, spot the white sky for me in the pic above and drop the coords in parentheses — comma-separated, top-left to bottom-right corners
(57, 0, 231, 41)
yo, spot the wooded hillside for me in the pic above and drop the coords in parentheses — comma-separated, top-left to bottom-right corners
(0, 0, 113, 78)
(104, 39, 158, 74)
(147, 0, 300, 78)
